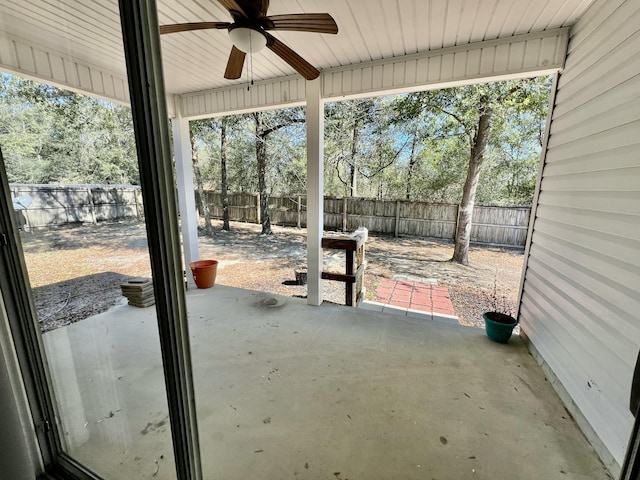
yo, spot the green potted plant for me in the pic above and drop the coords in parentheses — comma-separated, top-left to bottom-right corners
(483, 276, 517, 344)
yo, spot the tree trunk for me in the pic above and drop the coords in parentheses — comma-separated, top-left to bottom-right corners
(406, 129, 418, 200)
(220, 117, 230, 231)
(254, 112, 272, 235)
(349, 122, 359, 197)
(190, 129, 212, 235)
(452, 106, 493, 265)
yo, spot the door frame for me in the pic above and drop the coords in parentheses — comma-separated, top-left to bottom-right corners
(0, 0, 203, 478)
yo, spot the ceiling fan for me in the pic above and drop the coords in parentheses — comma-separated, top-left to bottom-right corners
(159, 0, 338, 81)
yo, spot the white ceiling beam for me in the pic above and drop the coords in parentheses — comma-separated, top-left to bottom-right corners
(178, 75, 307, 120)
(179, 27, 569, 118)
(0, 33, 177, 117)
(0, 27, 568, 118)
(322, 28, 569, 101)
(0, 33, 130, 105)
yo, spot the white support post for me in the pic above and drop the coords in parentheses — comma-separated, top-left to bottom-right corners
(306, 79, 324, 306)
(171, 96, 199, 285)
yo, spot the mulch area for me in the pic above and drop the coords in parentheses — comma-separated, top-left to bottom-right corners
(33, 272, 131, 333)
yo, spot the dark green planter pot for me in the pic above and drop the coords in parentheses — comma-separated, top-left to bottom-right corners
(483, 312, 518, 344)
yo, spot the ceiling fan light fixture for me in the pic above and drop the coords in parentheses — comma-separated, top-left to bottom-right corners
(228, 27, 267, 53)
(160, 3, 336, 81)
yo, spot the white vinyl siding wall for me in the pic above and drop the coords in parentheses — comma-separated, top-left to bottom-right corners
(520, 0, 640, 472)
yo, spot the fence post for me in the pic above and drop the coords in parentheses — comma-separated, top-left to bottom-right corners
(87, 187, 97, 224)
(255, 192, 261, 225)
(58, 188, 70, 224)
(394, 200, 400, 238)
(342, 197, 348, 232)
(297, 195, 301, 228)
(134, 188, 141, 219)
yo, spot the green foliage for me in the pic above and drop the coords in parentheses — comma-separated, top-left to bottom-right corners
(390, 76, 551, 205)
(1, 71, 550, 208)
(191, 107, 306, 195)
(324, 97, 409, 198)
(0, 73, 138, 185)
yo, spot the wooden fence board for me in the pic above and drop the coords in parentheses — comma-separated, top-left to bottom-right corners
(10, 184, 141, 229)
(473, 205, 530, 226)
(204, 192, 530, 248)
(11, 185, 530, 247)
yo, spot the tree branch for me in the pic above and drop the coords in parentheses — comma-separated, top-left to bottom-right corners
(435, 106, 473, 144)
(359, 137, 410, 179)
(262, 117, 305, 138)
(495, 84, 523, 103)
(335, 158, 349, 187)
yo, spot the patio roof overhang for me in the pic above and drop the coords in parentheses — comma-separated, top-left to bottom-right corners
(0, 1, 588, 114)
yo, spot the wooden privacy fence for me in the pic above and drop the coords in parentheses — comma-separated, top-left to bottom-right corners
(12, 185, 530, 247)
(204, 192, 302, 226)
(204, 192, 531, 248)
(10, 184, 143, 230)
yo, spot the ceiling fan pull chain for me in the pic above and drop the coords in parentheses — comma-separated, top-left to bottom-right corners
(246, 49, 251, 91)
(246, 32, 254, 91)
(250, 32, 255, 87)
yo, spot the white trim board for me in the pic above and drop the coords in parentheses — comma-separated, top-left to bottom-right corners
(179, 28, 569, 118)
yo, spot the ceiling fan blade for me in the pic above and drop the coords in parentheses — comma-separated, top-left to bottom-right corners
(159, 22, 230, 35)
(216, 0, 249, 18)
(264, 32, 320, 80)
(264, 14, 338, 34)
(224, 46, 246, 79)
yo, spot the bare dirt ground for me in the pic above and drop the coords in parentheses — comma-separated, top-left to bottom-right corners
(21, 220, 523, 332)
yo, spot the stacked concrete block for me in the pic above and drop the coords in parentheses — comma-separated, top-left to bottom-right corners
(120, 277, 155, 308)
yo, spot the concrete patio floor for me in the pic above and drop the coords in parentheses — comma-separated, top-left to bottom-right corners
(43, 285, 610, 480)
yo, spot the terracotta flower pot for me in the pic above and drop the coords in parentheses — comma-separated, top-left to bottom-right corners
(190, 260, 218, 289)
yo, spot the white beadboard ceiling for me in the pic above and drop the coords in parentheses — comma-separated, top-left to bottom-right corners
(0, 0, 595, 96)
